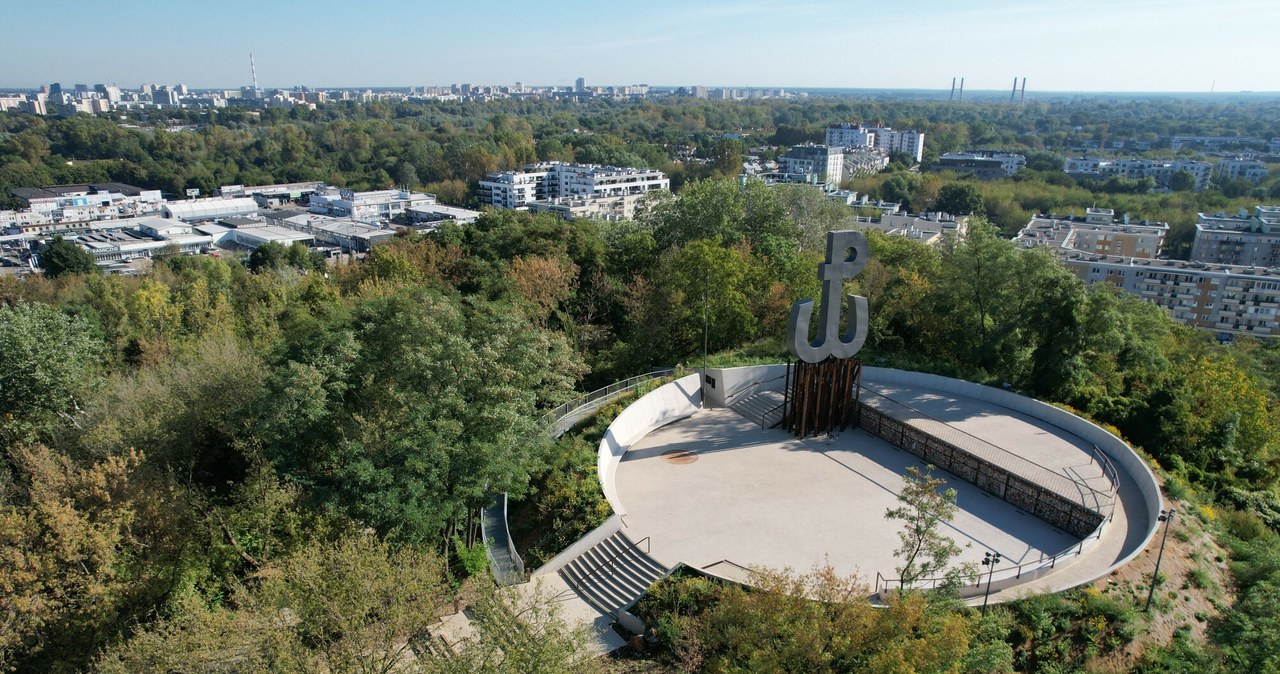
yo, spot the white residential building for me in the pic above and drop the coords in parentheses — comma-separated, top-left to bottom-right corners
(1217, 158, 1269, 183)
(477, 162, 668, 211)
(526, 193, 651, 221)
(876, 128, 925, 163)
(843, 148, 891, 178)
(778, 144, 844, 187)
(825, 123, 925, 162)
(825, 123, 876, 149)
(1063, 158, 1214, 191)
(863, 211, 969, 246)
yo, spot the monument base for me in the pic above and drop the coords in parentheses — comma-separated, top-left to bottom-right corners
(783, 357, 862, 437)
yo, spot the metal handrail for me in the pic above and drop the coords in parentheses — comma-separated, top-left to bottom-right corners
(1090, 445, 1120, 522)
(574, 536, 651, 588)
(502, 493, 524, 579)
(859, 388, 1115, 510)
(484, 369, 679, 585)
(703, 559, 753, 574)
(546, 369, 676, 438)
(761, 400, 786, 430)
(872, 522, 1102, 594)
(546, 369, 676, 424)
(723, 373, 787, 407)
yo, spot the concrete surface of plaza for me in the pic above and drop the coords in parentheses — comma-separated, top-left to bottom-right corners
(860, 381, 1113, 504)
(614, 376, 1146, 596)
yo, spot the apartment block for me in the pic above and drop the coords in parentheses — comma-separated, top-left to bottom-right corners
(308, 187, 438, 221)
(1016, 209, 1168, 259)
(478, 162, 669, 211)
(1064, 157, 1214, 191)
(1061, 252, 1279, 339)
(778, 144, 844, 187)
(1192, 206, 1280, 267)
(1216, 158, 1269, 183)
(824, 123, 925, 162)
(526, 193, 651, 221)
(933, 151, 1025, 180)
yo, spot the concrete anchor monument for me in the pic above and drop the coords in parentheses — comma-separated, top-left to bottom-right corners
(783, 230, 869, 437)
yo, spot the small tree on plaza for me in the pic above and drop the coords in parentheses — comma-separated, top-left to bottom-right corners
(886, 465, 966, 590)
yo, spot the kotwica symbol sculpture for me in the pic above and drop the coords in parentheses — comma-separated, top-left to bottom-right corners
(787, 230, 869, 363)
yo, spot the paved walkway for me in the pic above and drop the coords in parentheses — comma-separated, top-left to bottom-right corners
(860, 381, 1113, 509)
(618, 408, 1079, 587)
(430, 576, 627, 656)
(512, 374, 1154, 651)
(613, 396, 1149, 600)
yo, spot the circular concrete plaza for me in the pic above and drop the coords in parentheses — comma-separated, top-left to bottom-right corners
(611, 371, 1156, 600)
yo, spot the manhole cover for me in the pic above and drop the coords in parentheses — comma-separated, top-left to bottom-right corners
(661, 450, 698, 464)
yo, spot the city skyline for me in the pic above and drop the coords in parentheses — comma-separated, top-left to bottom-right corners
(6, 0, 1280, 93)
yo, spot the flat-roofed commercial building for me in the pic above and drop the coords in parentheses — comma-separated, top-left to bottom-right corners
(161, 197, 260, 221)
(308, 188, 437, 221)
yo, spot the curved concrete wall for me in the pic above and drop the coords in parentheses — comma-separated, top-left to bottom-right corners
(597, 373, 703, 517)
(861, 367, 1162, 571)
(706, 364, 1161, 591)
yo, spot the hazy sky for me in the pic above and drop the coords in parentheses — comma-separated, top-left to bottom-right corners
(7, 0, 1279, 92)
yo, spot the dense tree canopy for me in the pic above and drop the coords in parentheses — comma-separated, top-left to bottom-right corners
(2, 93, 1280, 671)
(36, 236, 97, 278)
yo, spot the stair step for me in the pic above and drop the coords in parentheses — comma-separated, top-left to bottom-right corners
(555, 532, 668, 615)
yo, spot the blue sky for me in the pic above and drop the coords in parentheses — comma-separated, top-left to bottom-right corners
(7, 0, 1279, 92)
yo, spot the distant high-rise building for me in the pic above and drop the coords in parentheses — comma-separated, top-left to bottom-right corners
(825, 123, 925, 163)
(575, 77, 586, 92)
(825, 123, 876, 149)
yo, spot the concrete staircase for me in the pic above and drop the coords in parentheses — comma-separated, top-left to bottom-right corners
(557, 532, 668, 616)
(730, 390, 786, 428)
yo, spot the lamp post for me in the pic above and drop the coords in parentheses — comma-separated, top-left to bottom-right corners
(981, 551, 1002, 615)
(702, 275, 708, 376)
(1144, 508, 1177, 612)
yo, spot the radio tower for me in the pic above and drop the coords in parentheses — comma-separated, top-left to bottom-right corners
(250, 53, 259, 98)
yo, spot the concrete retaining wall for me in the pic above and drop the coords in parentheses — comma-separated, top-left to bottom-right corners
(702, 364, 787, 408)
(704, 364, 1161, 589)
(533, 513, 623, 577)
(861, 366, 1162, 574)
(597, 373, 703, 517)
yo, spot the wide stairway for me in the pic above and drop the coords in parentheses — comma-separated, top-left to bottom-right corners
(729, 390, 786, 428)
(558, 532, 668, 615)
